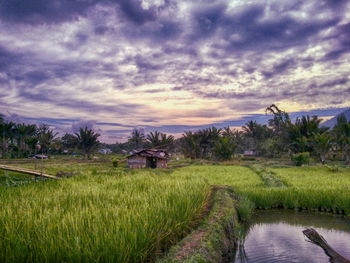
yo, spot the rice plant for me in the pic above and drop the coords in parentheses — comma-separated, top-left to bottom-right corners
(0, 162, 349, 262)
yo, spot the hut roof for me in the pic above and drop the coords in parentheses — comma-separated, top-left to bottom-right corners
(127, 149, 169, 159)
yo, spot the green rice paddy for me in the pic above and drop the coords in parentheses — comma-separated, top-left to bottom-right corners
(0, 160, 349, 262)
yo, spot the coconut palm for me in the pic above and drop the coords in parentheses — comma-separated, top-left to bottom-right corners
(214, 136, 237, 160)
(13, 123, 37, 157)
(180, 131, 201, 159)
(0, 121, 15, 158)
(288, 115, 329, 154)
(160, 133, 174, 147)
(74, 127, 100, 158)
(242, 121, 271, 155)
(128, 128, 145, 149)
(62, 133, 77, 150)
(333, 114, 350, 164)
(37, 124, 58, 154)
(312, 133, 332, 164)
(295, 115, 328, 138)
(221, 126, 233, 137)
(147, 131, 162, 147)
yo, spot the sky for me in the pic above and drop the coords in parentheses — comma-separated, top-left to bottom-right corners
(0, 0, 349, 142)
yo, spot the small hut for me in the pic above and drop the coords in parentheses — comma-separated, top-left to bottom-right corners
(127, 149, 169, 169)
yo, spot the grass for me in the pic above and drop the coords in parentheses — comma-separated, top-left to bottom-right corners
(0, 159, 350, 262)
(0, 168, 209, 262)
(158, 186, 239, 263)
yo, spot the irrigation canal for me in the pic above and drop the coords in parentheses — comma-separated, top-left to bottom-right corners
(234, 210, 350, 263)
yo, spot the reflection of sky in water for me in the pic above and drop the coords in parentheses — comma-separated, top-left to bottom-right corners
(235, 212, 350, 263)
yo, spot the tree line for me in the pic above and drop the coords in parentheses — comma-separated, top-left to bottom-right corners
(178, 105, 350, 164)
(112, 105, 350, 164)
(1, 104, 349, 164)
(0, 114, 100, 158)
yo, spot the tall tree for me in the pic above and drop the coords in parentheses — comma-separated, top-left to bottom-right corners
(74, 127, 100, 158)
(312, 133, 332, 164)
(221, 126, 233, 138)
(0, 121, 15, 158)
(242, 120, 271, 155)
(37, 124, 58, 154)
(288, 115, 328, 153)
(265, 104, 292, 153)
(180, 131, 201, 159)
(147, 131, 162, 147)
(62, 133, 77, 150)
(128, 128, 146, 149)
(160, 133, 175, 147)
(13, 123, 37, 157)
(266, 104, 291, 136)
(333, 114, 350, 164)
(214, 136, 237, 160)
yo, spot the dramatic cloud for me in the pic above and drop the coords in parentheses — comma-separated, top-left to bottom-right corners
(0, 0, 349, 142)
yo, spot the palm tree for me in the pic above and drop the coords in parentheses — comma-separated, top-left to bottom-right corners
(221, 126, 233, 137)
(242, 121, 271, 155)
(232, 129, 245, 153)
(128, 128, 145, 149)
(160, 133, 174, 148)
(214, 136, 237, 160)
(333, 114, 350, 164)
(266, 104, 292, 153)
(312, 133, 332, 164)
(199, 127, 222, 158)
(74, 127, 100, 158)
(0, 121, 15, 158)
(62, 133, 77, 150)
(37, 124, 58, 154)
(147, 131, 162, 147)
(288, 115, 329, 154)
(242, 120, 260, 138)
(181, 131, 201, 159)
(13, 123, 37, 157)
(295, 116, 328, 137)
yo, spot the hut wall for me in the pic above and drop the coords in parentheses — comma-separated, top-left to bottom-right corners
(156, 159, 167, 168)
(127, 156, 147, 168)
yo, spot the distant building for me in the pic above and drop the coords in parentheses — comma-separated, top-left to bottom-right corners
(127, 149, 169, 169)
(244, 150, 256, 156)
(98, 149, 112, 154)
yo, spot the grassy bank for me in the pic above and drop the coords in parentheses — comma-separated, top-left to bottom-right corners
(158, 186, 239, 263)
(0, 163, 349, 262)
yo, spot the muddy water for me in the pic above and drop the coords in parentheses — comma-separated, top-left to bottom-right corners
(234, 210, 350, 263)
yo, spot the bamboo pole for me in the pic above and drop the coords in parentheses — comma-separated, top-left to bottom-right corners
(0, 165, 60, 180)
(303, 228, 350, 263)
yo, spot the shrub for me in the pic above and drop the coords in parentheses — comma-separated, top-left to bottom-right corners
(112, 160, 119, 167)
(236, 197, 255, 222)
(241, 157, 255, 161)
(291, 152, 310, 166)
(214, 137, 237, 160)
(324, 164, 339, 173)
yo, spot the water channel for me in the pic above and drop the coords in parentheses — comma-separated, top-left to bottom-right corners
(234, 210, 350, 263)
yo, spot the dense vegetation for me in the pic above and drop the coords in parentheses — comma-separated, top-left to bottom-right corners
(1, 162, 349, 262)
(107, 105, 350, 165)
(178, 105, 350, 164)
(0, 114, 101, 158)
(3, 105, 349, 165)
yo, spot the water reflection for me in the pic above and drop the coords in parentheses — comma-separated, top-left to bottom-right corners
(234, 210, 350, 263)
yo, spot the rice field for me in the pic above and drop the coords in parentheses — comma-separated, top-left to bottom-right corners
(0, 160, 349, 262)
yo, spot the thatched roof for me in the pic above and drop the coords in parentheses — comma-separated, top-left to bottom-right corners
(127, 149, 169, 159)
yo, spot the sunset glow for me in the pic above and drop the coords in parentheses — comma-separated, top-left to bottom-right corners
(0, 0, 349, 141)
